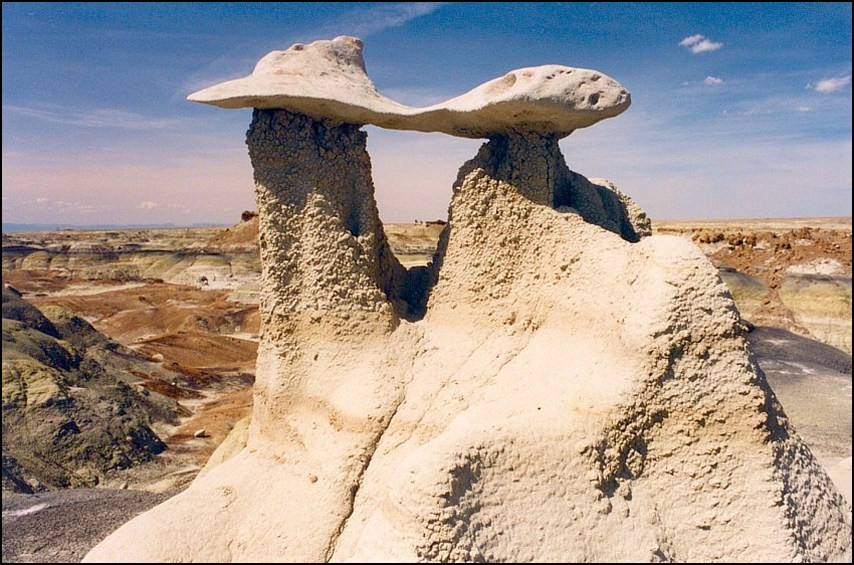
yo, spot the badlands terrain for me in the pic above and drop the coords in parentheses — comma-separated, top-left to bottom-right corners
(2, 214, 851, 561)
(2, 34, 850, 563)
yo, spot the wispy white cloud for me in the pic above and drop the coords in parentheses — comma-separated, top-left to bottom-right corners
(76, 204, 98, 214)
(8, 196, 108, 213)
(703, 76, 724, 86)
(679, 34, 704, 47)
(679, 34, 723, 54)
(718, 85, 851, 117)
(178, 56, 260, 100)
(691, 38, 724, 53)
(810, 75, 851, 94)
(3, 105, 180, 130)
(180, 3, 448, 100)
(316, 2, 448, 39)
(2, 146, 254, 225)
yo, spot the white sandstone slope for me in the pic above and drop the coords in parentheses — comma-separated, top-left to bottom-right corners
(85, 37, 851, 563)
(332, 136, 851, 562)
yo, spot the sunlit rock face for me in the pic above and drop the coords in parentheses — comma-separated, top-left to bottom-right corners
(84, 37, 852, 564)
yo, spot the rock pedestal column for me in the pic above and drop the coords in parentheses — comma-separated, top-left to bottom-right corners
(246, 109, 409, 442)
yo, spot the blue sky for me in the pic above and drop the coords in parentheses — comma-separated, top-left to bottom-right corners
(2, 2, 851, 225)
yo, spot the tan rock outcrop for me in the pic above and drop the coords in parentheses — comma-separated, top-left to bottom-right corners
(779, 274, 852, 354)
(84, 38, 851, 563)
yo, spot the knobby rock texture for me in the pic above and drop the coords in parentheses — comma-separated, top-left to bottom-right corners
(85, 109, 851, 563)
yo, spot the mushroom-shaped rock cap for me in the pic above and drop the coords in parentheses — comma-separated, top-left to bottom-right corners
(189, 36, 412, 124)
(189, 36, 630, 138)
(428, 65, 630, 137)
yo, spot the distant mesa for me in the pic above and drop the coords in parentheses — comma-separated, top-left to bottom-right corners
(188, 35, 630, 138)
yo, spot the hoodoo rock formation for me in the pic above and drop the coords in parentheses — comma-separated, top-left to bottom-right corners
(86, 36, 851, 562)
